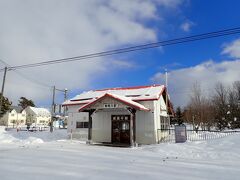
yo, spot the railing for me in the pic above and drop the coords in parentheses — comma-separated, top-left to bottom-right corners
(157, 128, 240, 143)
(5, 126, 50, 132)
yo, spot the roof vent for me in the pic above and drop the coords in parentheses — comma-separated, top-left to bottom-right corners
(125, 95, 141, 97)
(71, 98, 93, 102)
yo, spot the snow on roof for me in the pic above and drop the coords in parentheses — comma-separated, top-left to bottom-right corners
(63, 85, 165, 106)
(62, 100, 88, 106)
(28, 106, 51, 115)
(79, 93, 150, 112)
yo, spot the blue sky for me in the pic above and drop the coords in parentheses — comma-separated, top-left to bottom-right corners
(74, 0, 240, 106)
(0, 0, 240, 108)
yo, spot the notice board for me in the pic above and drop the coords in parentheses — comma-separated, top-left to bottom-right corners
(175, 125, 187, 143)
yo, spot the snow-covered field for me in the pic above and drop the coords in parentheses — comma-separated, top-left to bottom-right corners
(0, 126, 240, 180)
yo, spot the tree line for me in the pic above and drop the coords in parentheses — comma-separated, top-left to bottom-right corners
(0, 95, 35, 117)
(174, 81, 240, 130)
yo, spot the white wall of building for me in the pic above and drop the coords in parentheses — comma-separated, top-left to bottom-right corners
(91, 100, 158, 145)
(67, 105, 89, 140)
(68, 111, 89, 140)
(135, 101, 155, 144)
(18, 110, 26, 125)
(25, 107, 51, 126)
(154, 95, 169, 142)
(0, 109, 26, 127)
(92, 109, 130, 143)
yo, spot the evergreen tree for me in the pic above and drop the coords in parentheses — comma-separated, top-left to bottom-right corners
(176, 106, 183, 125)
(18, 97, 35, 109)
(0, 94, 12, 117)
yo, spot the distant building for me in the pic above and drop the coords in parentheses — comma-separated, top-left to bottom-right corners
(63, 84, 174, 146)
(0, 106, 26, 127)
(53, 104, 68, 128)
(25, 106, 51, 126)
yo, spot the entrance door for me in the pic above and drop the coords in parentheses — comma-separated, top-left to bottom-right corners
(111, 115, 130, 144)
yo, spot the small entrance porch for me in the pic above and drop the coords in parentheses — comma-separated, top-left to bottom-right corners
(78, 93, 150, 147)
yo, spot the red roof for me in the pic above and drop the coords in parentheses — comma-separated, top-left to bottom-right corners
(65, 84, 165, 103)
(78, 93, 150, 112)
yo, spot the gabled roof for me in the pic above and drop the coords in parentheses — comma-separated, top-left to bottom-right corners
(79, 93, 150, 112)
(10, 106, 23, 113)
(27, 106, 51, 115)
(63, 84, 165, 106)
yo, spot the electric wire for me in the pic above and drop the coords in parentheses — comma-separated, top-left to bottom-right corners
(0, 59, 52, 89)
(1, 27, 240, 71)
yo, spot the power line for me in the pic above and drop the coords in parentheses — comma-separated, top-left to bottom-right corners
(0, 59, 8, 67)
(0, 59, 70, 94)
(1, 27, 240, 71)
(0, 59, 52, 89)
(13, 70, 52, 89)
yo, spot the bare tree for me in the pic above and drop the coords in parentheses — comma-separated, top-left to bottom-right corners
(191, 82, 202, 129)
(233, 81, 240, 105)
(212, 82, 229, 130)
(185, 81, 240, 130)
(227, 81, 240, 128)
(185, 82, 214, 131)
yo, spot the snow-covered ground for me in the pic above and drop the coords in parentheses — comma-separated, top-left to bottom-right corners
(0, 126, 67, 144)
(0, 126, 240, 180)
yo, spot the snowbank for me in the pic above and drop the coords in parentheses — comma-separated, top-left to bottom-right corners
(0, 126, 67, 145)
(141, 134, 240, 160)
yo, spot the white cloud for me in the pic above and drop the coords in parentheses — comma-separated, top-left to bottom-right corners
(222, 38, 240, 58)
(151, 60, 240, 107)
(155, 0, 184, 8)
(0, 0, 184, 107)
(110, 60, 136, 69)
(180, 21, 194, 32)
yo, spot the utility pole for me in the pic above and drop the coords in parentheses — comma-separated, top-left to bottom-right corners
(50, 86, 56, 132)
(63, 88, 68, 116)
(0, 67, 8, 115)
(62, 88, 68, 129)
(165, 69, 168, 116)
(165, 69, 170, 129)
(54, 87, 68, 115)
(50, 87, 68, 130)
(53, 86, 56, 114)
